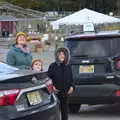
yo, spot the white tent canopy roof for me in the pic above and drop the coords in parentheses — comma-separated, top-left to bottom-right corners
(51, 8, 120, 29)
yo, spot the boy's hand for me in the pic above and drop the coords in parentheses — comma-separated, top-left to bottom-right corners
(53, 86, 59, 93)
(68, 86, 74, 94)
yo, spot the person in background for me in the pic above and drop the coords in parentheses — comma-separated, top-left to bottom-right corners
(7, 32, 32, 69)
(48, 47, 74, 120)
(31, 59, 43, 72)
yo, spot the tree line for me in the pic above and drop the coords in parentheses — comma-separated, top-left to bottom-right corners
(3, 0, 120, 15)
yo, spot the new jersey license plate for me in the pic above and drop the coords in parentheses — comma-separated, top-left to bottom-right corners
(79, 65, 94, 73)
(27, 91, 42, 106)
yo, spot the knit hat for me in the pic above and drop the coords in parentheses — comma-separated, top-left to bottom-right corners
(16, 32, 28, 44)
(16, 32, 27, 39)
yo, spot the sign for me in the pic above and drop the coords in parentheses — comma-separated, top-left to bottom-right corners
(83, 23, 95, 32)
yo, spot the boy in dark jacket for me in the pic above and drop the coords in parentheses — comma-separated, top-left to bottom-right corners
(48, 47, 74, 120)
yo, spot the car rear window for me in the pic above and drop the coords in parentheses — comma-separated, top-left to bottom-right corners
(65, 37, 120, 57)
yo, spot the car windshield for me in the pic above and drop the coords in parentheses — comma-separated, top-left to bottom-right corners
(65, 38, 120, 57)
(0, 62, 19, 74)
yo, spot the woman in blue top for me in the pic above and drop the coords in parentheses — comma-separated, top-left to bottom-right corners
(7, 32, 32, 69)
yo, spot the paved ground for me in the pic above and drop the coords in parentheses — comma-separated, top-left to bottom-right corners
(0, 43, 62, 69)
(69, 104, 120, 120)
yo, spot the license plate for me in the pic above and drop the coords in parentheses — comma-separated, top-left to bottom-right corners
(27, 91, 42, 106)
(79, 65, 94, 73)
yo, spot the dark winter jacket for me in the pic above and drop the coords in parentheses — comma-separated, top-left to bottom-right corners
(7, 45, 32, 69)
(48, 48, 74, 92)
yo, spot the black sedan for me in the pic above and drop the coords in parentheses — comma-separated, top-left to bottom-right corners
(0, 62, 60, 120)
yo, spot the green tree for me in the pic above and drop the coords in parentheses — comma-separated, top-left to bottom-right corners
(4, 0, 118, 14)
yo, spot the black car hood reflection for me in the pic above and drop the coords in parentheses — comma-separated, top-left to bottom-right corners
(0, 69, 48, 83)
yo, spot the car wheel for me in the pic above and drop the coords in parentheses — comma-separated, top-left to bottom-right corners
(69, 104, 81, 113)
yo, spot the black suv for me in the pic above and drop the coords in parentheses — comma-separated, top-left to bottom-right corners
(65, 31, 120, 113)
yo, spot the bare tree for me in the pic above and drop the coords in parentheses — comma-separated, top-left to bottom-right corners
(116, 0, 120, 15)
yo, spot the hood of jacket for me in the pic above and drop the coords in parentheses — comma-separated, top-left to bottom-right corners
(55, 47, 70, 65)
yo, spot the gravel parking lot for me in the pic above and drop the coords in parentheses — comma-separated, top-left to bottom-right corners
(0, 47, 55, 69)
(0, 42, 63, 69)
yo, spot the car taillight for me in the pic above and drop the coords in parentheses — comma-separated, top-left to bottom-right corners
(114, 90, 120, 96)
(115, 59, 120, 70)
(46, 80, 55, 93)
(0, 89, 20, 106)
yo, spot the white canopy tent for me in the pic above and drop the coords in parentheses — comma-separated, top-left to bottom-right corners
(51, 8, 120, 29)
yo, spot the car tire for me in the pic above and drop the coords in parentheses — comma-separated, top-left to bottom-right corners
(69, 104, 81, 113)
